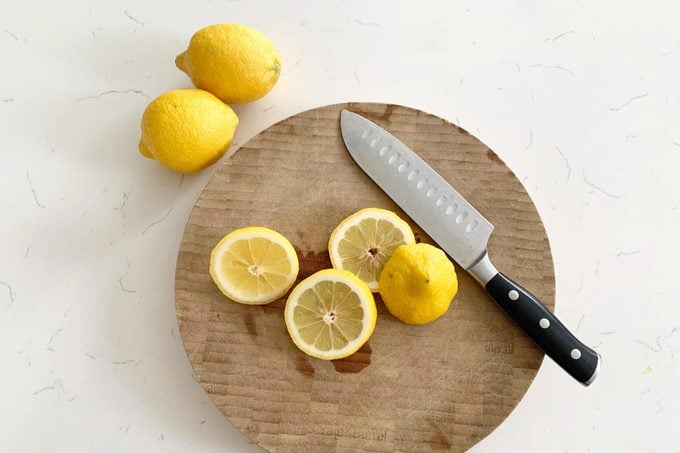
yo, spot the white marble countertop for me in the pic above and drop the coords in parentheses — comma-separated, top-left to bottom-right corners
(2, 1, 679, 451)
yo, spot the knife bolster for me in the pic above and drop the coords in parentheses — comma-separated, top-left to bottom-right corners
(468, 252, 498, 285)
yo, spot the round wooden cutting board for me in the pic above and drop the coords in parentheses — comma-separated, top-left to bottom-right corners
(175, 103, 555, 452)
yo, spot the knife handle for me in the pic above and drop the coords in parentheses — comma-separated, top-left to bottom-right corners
(484, 271, 601, 386)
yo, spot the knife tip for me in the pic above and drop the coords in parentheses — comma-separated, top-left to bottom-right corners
(339, 109, 354, 132)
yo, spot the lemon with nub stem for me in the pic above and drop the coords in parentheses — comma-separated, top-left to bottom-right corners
(379, 243, 458, 325)
(176, 23, 281, 103)
(139, 89, 238, 173)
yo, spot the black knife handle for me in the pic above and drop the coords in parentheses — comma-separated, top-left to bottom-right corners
(485, 272, 601, 385)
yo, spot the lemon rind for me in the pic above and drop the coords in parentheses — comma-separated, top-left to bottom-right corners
(328, 208, 416, 292)
(210, 227, 299, 305)
(284, 269, 377, 360)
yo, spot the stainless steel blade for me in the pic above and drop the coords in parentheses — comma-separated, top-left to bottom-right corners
(340, 109, 493, 269)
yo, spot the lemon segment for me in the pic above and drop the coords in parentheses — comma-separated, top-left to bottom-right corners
(210, 227, 299, 305)
(378, 243, 458, 325)
(328, 208, 416, 292)
(285, 269, 377, 360)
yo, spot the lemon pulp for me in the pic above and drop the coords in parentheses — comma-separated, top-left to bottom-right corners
(285, 269, 376, 360)
(329, 208, 415, 291)
(210, 227, 298, 305)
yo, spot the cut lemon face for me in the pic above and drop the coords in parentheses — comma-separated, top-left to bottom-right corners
(328, 208, 416, 291)
(210, 227, 299, 305)
(284, 269, 377, 360)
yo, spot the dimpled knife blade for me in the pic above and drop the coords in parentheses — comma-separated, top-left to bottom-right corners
(339, 109, 601, 386)
(340, 109, 493, 270)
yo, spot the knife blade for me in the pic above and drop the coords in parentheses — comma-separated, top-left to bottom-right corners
(340, 109, 601, 386)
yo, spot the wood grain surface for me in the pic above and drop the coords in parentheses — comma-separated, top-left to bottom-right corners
(175, 103, 555, 452)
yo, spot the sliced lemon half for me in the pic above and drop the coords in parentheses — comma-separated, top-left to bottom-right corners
(284, 269, 377, 360)
(210, 227, 299, 305)
(328, 208, 416, 291)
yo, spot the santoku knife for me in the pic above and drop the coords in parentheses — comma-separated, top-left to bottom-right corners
(340, 109, 601, 386)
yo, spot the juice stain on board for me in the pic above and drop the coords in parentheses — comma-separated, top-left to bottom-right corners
(331, 343, 372, 373)
(294, 356, 315, 377)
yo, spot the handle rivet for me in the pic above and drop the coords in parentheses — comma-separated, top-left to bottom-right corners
(539, 318, 550, 329)
(570, 349, 582, 360)
(508, 290, 519, 301)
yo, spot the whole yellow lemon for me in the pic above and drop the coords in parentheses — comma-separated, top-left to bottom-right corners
(378, 243, 458, 325)
(139, 89, 238, 173)
(176, 23, 281, 104)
